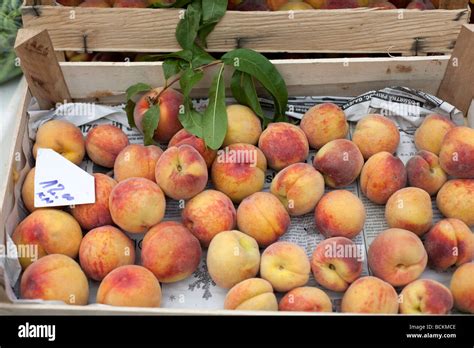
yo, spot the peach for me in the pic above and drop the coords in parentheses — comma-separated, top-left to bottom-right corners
(114, 144, 163, 182)
(300, 103, 349, 149)
(21, 167, 37, 213)
(369, 0, 397, 8)
(311, 237, 363, 292)
(109, 177, 166, 233)
(450, 263, 474, 313)
(324, 0, 360, 8)
(207, 230, 260, 289)
(211, 143, 267, 203)
(385, 187, 433, 236)
(400, 279, 453, 314)
(169, 129, 217, 167)
(133, 87, 183, 143)
(314, 190, 366, 239)
(96, 265, 162, 307)
(260, 242, 310, 292)
(85, 125, 129, 168)
(278, 1, 313, 9)
(181, 190, 236, 247)
(141, 221, 202, 283)
(439, 127, 474, 179)
(155, 145, 208, 200)
(258, 122, 309, 171)
(360, 151, 407, 204)
(21, 254, 89, 305)
(414, 114, 455, 155)
(33, 120, 85, 165)
(79, 0, 111, 8)
(352, 114, 400, 159)
(304, 0, 325, 8)
(368, 228, 427, 287)
(406, 150, 447, 195)
(313, 139, 364, 188)
(270, 163, 324, 216)
(341, 276, 399, 314)
(70, 173, 116, 230)
(278, 287, 332, 312)
(113, 0, 147, 7)
(224, 278, 278, 311)
(424, 218, 474, 271)
(237, 192, 291, 247)
(223, 104, 262, 147)
(79, 225, 135, 281)
(12, 209, 83, 269)
(436, 179, 474, 227)
(266, 0, 289, 10)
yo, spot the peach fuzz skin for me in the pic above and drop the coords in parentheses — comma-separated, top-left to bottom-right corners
(169, 129, 217, 167)
(439, 126, 474, 179)
(21, 167, 37, 213)
(85, 124, 129, 168)
(224, 278, 278, 311)
(141, 221, 202, 283)
(114, 144, 163, 182)
(96, 265, 162, 308)
(279, 287, 333, 312)
(79, 225, 135, 281)
(368, 228, 427, 287)
(414, 114, 455, 155)
(223, 104, 262, 147)
(406, 150, 447, 196)
(399, 279, 453, 314)
(21, 254, 89, 305)
(436, 179, 474, 227)
(450, 263, 474, 313)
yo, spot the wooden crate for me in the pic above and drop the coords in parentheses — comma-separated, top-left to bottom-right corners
(21, 1, 471, 56)
(0, 25, 473, 315)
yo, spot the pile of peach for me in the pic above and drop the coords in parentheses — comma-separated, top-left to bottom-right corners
(15, 88, 474, 314)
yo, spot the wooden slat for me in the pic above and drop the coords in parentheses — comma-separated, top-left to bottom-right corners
(438, 24, 474, 115)
(21, 7, 470, 54)
(15, 29, 71, 109)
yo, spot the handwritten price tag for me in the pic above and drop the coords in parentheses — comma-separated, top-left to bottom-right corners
(34, 149, 95, 208)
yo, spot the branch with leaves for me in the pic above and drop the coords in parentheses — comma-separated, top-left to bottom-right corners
(125, 0, 288, 150)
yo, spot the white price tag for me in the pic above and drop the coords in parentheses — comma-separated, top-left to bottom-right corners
(34, 148, 95, 208)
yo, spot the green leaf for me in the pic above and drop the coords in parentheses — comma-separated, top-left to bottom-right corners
(198, 0, 227, 46)
(202, 64, 227, 150)
(126, 82, 152, 101)
(124, 100, 136, 128)
(176, 0, 202, 50)
(191, 43, 215, 67)
(230, 70, 264, 119)
(179, 68, 204, 97)
(221, 48, 288, 119)
(197, 23, 217, 48)
(179, 97, 204, 138)
(162, 59, 182, 80)
(142, 104, 161, 146)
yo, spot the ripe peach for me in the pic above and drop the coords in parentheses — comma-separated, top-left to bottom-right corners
(21, 254, 89, 305)
(79, 0, 111, 6)
(279, 287, 332, 312)
(182, 190, 236, 247)
(311, 237, 363, 292)
(406, 150, 447, 195)
(400, 279, 453, 314)
(313, 139, 364, 188)
(223, 105, 262, 147)
(224, 278, 278, 311)
(450, 263, 474, 313)
(85, 125, 129, 168)
(278, 1, 313, 9)
(439, 127, 474, 179)
(21, 167, 37, 213)
(133, 87, 183, 143)
(79, 225, 135, 281)
(211, 143, 267, 203)
(424, 218, 474, 271)
(300, 103, 348, 149)
(237, 192, 291, 247)
(109, 177, 166, 233)
(207, 230, 260, 289)
(360, 151, 407, 204)
(113, 0, 147, 7)
(385, 187, 433, 237)
(258, 122, 309, 171)
(323, 0, 360, 8)
(141, 221, 202, 283)
(368, 228, 427, 287)
(155, 145, 208, 200)
(304, 0, 325, 8)
(436, 179, 474, 227)
(352, 114, 400, 160)
(169, 129, 217, 167)
(260, 242, 310, 292)
(266, 0, 289, 10)
(369, 0, 397, 8)
(33, 120, 85, 165)
(70, 173, 116, 230)
(341, 276, 399, 314)
(315, 190, 366, 239)
(114, 144, 163, 182)
(12, 209, 83, 269)
(414, 114, 455, 155)
(97, 265, 162, 307)
(270, 163, 324, 216)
